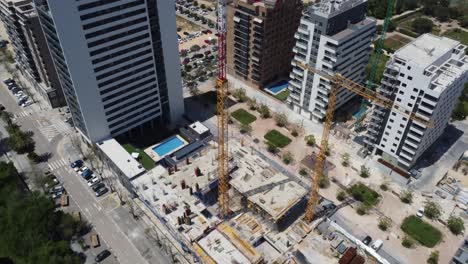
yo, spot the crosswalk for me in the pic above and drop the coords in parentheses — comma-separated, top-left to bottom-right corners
(39, 125, 60, 141)
(48, 158, 68, 171)
(16, 111, 30, 118)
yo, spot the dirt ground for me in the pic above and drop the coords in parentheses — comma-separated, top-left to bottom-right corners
(176, 16, 202, 33)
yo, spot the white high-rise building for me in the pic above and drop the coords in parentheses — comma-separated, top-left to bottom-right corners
(366, 34, 468, 169)
(33, 0, 184, 143)
(287, 0, 376, 122)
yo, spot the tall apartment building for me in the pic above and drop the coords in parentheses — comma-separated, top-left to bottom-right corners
(33, 0, 184, 143)
(226, 0, 302, 89)
(0, 0, 65, 107)
(287, 0, 375, 122)
(365, 34, 468, 169)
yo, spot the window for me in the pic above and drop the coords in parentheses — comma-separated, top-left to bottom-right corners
(383, 138, 387, 142)
(390, 119, 394, 123)
(391, 149, 395, 153)
(397, 98, 402, 102)
(399, 73, 405, 77)
(387, 125, 392, 129)
(413, 88, 418, 92)
(400, 124, 404, 128)
(381, 144, 386, 147)
(385, 132, 390, 136)
(407, 66, 411, 70)
(402, 83, 407, 87)
(408, 76, 413, 80)
(397, 130, 402, 134)
(395, 137, 400, 141)
(393, 143, 397, 147)
(408, 103, 413, 107)
(410, 96, 415, 99)
(399, 91, 404, 94)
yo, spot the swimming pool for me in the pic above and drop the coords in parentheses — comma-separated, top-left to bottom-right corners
(266, 80, 289, 95)
(153, 136, 185, 157)
(353, 107, 367, 119)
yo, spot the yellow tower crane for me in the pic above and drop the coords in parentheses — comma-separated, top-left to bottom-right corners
(297, 62, 433, 222)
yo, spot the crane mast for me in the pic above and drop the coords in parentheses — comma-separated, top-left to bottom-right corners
(217, 0, 229, 218)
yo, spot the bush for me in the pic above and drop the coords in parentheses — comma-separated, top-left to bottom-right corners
(233, 88, 248, 102)
(282, 151, 294, 165)
(424, 201, 442, 220)
(190, 44, 201, 52)
(266, 142, 278, 154)
(258, 104, 271, 118)
(427, 251, 439, 264)
(291, 129, 298, 137)
(356, 204, 369, 215)
(400, 189, 413, 204)
(378, 217, 391, 231)
(380, 183, 388, 191)
(247, 98, 257, 110)
(399, 28, 420, 38)
(360, 165, 370, 178)
(411, 18, 434, 34)
(337, 191, 347, 201)
(401, 215, 442, 248)
(324, 144, 332, 156)
(402, 236, 415, 248)
(27, 152, 40, 163)
(274, 113, 288, 127)
(305, 135, 316, 146)
(239, 124, 252, 134)
(299, 168, 308, 176)
(447, 216, 465, 235)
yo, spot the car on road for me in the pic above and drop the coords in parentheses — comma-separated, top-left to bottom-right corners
(95, 187, 108, 197)
(95, 249, 111, 262)
(70, 159, 83, 169)
(92, 183, 105, 192)
(371, 239, 383, 251)
(87, 177, 100, 187)
(362, 235, 372, 246)
(78, 166, 89, 174)
(416, 207, 424, 217)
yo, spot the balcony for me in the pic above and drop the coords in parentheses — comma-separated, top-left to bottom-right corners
(296, 41, 307, 50)
(405, 138, 419, 149)
(407, 132, 422, 143)
(402, 145, 416, 156)
(298, 26, 308, 35)
(292, 67, 304, 77)
(399, 150, 414, 162)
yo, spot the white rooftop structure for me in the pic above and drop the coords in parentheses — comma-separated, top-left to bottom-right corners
(96, 138, 145, 180)
(189, 121, 210, 135)
(395, 34, 460, 68)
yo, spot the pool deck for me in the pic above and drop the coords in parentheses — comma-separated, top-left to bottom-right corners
(144, 135, 188, 162)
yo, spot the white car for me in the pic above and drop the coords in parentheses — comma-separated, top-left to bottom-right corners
(87, 177, 100, 187)
(416, 208, 424, 217)
(21, 100, 33, 107)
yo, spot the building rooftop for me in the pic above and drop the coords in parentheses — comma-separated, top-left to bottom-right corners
(395, 34, 460, 68)
(308, 0, 367, 18)
(329, 17, 375, 42)
(96, 138, 145, 180)
(189, 121, 209, 135)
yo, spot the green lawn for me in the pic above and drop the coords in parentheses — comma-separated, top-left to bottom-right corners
(444, 29, 468, 46)
(231, 108, 257, 125)
(383, 35, 411, 52)
(275, 90, 290, 101)
(401, 215, 442, 248)
(122, 143, 155, 170)
(348, 182, 380, 207)
(264, 130, 291, 148)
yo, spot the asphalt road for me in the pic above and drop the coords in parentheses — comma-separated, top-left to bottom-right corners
(0, 65, 171, 264)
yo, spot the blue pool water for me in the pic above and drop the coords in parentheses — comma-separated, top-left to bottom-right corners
(267, 80, 289, 94)
(353, 107, 367, 119)
(153, 136, 184, 157)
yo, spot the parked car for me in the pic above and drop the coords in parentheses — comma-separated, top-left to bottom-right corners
(81, 169, 92, 178)
(362, 236, 372, 246)
(92, 183, 105, 192)
(51, 191, 64, 199)
(0, 40, 8, 48)
(21, 100, 33, 107)
(87, 177, 100, 187)
(49, 185, 65, 194)
(70, 159, 83, 169)
(83, 172, 94, 181)
(371, 239, 383, 251)
(95, 187, 108, 197)
(3, 78, 13, 85)
(416, 208, 424, 217)
(95, 249, 111, 262)
(182, 58, 190, 65)
(78, 166, 89, 174)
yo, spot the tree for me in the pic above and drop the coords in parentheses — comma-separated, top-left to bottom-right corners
(274, 112, 288, 127)
(402, 236, 414, 248)
(337, 191, 347, 201)
(282, 151, 294, 165)
(341, 153, 350, 167)
(400, 189, 413, 204)
(435, 6, 450, 22)
(360, 165, 370, 178)
(233, 88, 247, 102)
(190, 44, 201, 52)
(258, 104, 271, 118)
(411, 18, 434, 34)
(424, 200, 442, 220)
(427, 251, 439, 264)
(448, 216, 465, 235)
(318, 175, 330, 188)
(324, 143, 332, 156)
(266, 142, 278, 154)
(247, 98, 257, 110)
(305, 135, 315, 146)
(70, 135, 86, 160)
